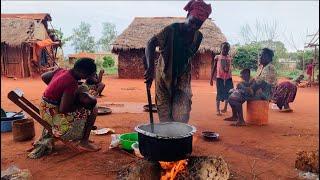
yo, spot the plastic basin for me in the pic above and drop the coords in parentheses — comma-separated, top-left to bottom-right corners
(119, 132, 138, 151)
(1, 112, 25, 132)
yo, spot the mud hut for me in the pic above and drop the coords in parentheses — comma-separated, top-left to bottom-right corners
(68, 52, 97, 65)
(112, 17, 227, 79)
(1, 13, 60, 78)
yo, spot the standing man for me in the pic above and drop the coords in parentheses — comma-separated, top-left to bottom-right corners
(144, 0, 212, 123)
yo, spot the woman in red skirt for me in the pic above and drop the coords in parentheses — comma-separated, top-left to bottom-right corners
(271, 75, 304, 112)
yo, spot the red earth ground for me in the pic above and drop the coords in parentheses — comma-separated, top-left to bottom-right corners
(1, 76, 319, 179)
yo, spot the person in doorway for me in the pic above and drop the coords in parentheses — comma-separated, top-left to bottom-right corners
(29, 58, 100, 159)
(144, 0, 212, 123)
(210, 42, 233, 116)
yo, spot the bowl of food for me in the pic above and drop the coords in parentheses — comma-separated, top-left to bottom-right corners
(202, 131, 220, 141)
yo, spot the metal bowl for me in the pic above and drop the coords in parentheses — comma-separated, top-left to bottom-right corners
(97, 107, 112, 115)
(202, 131, 220, 141)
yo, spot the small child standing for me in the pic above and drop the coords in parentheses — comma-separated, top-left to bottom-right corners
(210, 42, 234, 116)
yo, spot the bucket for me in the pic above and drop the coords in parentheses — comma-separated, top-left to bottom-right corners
(12, 118, 35, 141)
(1, 112, 25, 132)
(246, 100, 269, 125)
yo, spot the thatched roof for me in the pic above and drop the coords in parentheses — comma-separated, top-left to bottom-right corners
(1, 18, 48, 46)
(1, 13, 52, 21)
(68, 52, 97, 60)
(112, 17, 227, 53)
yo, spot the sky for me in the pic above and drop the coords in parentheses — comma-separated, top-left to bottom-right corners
(1, 1, 319, 55)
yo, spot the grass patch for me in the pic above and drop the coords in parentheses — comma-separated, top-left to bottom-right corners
(104, 66, 118, 75)
(277, 69, 303, 80)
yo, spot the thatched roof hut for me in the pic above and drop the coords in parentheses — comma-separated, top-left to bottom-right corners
(112, 17, 227, 79)
(1, 18, 48, 47)
(112, 17, 226, 53)
(1, 13, 60, 78)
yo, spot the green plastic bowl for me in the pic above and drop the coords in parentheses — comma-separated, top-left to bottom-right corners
(119, 132, 138, 151)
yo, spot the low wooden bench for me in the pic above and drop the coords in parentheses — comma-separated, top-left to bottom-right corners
(7, 88, 80, 152)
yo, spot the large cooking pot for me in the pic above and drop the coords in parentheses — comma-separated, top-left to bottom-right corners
(135, 122, 196, 162)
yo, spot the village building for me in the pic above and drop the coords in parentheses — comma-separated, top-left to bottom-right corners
(1, 13, 61, 78)
(112, 17, 227, 79)
(68, 52, 97, 65)
(278, 58, 297, 71)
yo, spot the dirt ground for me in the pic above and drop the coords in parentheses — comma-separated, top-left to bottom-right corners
(1, 76, 319, 179)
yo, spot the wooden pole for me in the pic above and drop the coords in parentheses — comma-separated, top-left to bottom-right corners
(28, 45, 33, 77)
(312, 46, 317, 82)
(20, 45, 25, 78)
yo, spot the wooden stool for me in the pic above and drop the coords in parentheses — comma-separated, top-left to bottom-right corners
(12, 118, 35, 141)
(246, 100, 269, 125)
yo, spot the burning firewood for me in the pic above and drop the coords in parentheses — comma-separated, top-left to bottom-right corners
(117, 156, 230, 180)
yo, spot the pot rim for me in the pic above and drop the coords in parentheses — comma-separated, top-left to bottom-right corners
(134, 122, 196, 139)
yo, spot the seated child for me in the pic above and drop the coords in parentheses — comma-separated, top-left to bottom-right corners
(76, 85, 97, 110)
(84, 70, 106, 97)
(226, 68, 273, 126)
(224, 69, 254, 126)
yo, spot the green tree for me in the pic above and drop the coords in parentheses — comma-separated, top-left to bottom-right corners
(289, 50, 315, 70)
(102, 55, 115, 68)
(233, 41, 288, 70)
(98, 22, 117, 52)
(233, 43, 260, 70)
(70, 22, 96, 53)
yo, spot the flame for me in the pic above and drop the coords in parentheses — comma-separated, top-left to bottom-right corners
(159, 160, 188, 180)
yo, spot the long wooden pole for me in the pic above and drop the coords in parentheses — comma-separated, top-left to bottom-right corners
(312, 46, 317, 82)
(20, 45, 25, 78)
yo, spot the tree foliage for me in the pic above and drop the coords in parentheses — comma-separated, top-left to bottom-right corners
(233, 43, 260, 70)
(98, 22, 117, 52)
(102, 55, 115, 68)
(288, 50, 316, 70)
(70, 22, 96, 53)
(233, 41, 288, 70)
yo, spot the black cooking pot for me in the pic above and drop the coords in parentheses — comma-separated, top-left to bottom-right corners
(135, 122, 196, 162)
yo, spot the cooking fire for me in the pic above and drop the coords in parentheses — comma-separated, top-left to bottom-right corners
(159, 159, 188, 180)
(118, 156, 230, 180)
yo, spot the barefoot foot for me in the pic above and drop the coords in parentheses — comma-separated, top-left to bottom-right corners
(78, 142, 101, 152)
(224, 117, 237, 121)
(230, 121, 246, 126)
